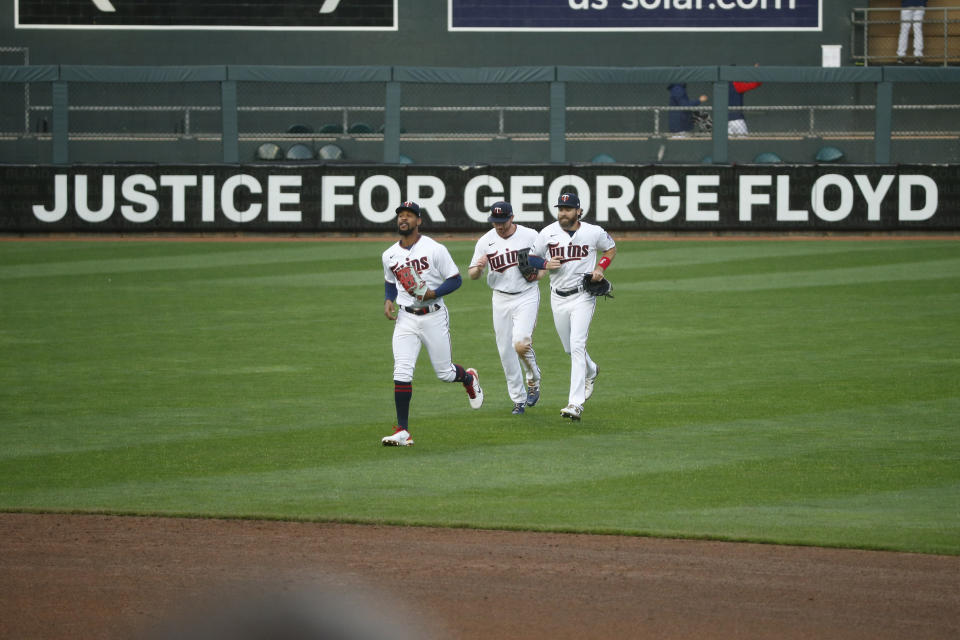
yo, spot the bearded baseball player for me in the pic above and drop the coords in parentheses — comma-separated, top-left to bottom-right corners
(468, 201, 543, 415)
(529, 193, 617, 421)
(381, 200, 483, 446)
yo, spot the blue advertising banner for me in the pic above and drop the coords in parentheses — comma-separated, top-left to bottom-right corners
(449, 0, 821, 32)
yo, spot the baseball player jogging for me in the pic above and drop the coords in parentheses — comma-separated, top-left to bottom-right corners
(381, 200, 484, 446)
(528, 193, 616, 421)
(468, 201, 543, 415)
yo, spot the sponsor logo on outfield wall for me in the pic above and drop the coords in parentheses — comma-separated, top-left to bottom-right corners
(15, 0, 397, 30)
(449, 0, 821, 32)
(1, 164, 957, 232)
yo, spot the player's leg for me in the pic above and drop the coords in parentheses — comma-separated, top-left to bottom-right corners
(550, 293, 573, 355)
(551, 293, 580, 416)
(493, 294, 527, 405)
(897, 9, 912, 58)
(565, 296, 597, 407)
(512, 288, 541, 403)
(384, 312, 421, 445)
(423, 307, 483, 408)
(913, 9, 925, 58)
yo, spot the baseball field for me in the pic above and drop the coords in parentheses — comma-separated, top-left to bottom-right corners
(2, 236, 959, 637)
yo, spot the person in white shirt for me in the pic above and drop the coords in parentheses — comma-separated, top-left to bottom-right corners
(380, 200, 483, 446)
(468, 201, 543, 415)
(528, 193, 617, 421)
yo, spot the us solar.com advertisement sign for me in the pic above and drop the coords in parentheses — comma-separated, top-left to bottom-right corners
(1, 164, 957, 233)
(449, 0, 821, 31)
(15, 0, 397, 30)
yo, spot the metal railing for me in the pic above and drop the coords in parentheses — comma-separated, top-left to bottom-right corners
(3, 65, 960, 164)
(851, 7, 960, 66)
(16, 102, 958, 143)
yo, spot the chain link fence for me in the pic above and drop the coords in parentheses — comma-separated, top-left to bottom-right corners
(60, 81, 222, 162)
(397, 82, 550, 164)
(237, 80, 386, 162)
(1, 65, 958, 165)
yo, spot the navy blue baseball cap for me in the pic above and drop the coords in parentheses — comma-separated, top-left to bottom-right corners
(555, 193, 581, 209)
(487, 201, 513, 223)
(395, 200, 421, 216)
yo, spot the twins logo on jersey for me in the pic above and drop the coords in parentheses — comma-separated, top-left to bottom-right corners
(487, 249, 526, 273)
(547, 242, 590, 263)
(392, 256, 429, 278)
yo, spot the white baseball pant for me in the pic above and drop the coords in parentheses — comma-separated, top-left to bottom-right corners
(897, 9, 925, 58)
(392, 305, 456, 383)
(491, 287, 541, 404)
(550, 290, 599, 407)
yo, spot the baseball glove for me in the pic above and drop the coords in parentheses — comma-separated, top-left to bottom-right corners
(582, 273, 614, 299)
(396, 264, 428, 299)
(516, 248, 539, 281)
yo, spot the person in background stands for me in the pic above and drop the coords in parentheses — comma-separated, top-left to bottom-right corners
(667, 83, 708, 138)
(728, 63, 762, 136)
(897, 0, 928, 64)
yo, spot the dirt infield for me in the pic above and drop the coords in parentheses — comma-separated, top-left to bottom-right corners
(1, 514, 957, 639)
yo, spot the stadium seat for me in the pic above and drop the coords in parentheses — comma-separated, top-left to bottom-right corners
(347, 122, 373, 134)
(318, 123, 343, 134)
(287, 124, 314, 134)
(753, 152, 783, 164)
(701, 155, 713, 164)
(379, 124, 407, 134)
(285, 143, 315, 160)
(317, 144, 344, 161)
(255, 142, 282, 161)
(398, 154, 413, 164)
(591, 153, 615, 163)
(815, 146, 845, 163)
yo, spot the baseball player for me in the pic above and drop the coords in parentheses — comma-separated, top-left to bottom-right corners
(381, 200, 483, 446)
(467, 201, 542, 415)
(528, 193, 616, 421)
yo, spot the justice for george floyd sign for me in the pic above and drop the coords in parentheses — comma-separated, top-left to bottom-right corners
(15, 0, 397, 30)
(449, 0, 821, 32)
(1, 164, 957, 233)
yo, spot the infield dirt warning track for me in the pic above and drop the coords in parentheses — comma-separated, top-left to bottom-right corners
(1, 513, 957, 639)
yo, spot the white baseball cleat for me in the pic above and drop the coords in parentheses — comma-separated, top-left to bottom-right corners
(584, 364, 600, 401)
(464, 368, 484, 409)
(560, 403, 583, 421)
(382, 427, 414, 447)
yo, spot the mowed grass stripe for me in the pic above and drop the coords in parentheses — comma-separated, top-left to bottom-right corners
(0, 239, 957, 553)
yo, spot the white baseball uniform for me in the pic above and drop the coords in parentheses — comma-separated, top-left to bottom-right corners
(531, 220, 616, 407)
(470, 225, 542, 404)
(383, 235, 461, 383)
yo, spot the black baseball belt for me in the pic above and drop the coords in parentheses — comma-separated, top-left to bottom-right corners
(402, 304, 441, 315)
(553, 286, 583, 297)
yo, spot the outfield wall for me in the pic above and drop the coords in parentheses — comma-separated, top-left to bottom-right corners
(3, 163, 958, 233)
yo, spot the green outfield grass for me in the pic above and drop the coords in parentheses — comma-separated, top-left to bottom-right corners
(1, 237, 958, 554)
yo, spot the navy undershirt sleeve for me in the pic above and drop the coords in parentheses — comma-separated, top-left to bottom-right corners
(526, 255, 546, 269)
(385, 281, 398, 301)
(433, 274, 462, 297)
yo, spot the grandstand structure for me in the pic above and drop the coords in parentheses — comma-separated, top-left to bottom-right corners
(1, 2, 958, 165)
(0, 64, 958, 165)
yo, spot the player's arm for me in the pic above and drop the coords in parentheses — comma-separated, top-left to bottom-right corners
(384, 281, 398, 320)
(421, 274, 462, 301)
(590, 247, 617, 281)
(468, 254, 488, 280)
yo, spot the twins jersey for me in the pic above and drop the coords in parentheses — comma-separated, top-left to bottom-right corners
(531, 221, 616, 291)
(383, 235, 460, 308)
(470, 225, 540, 293)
